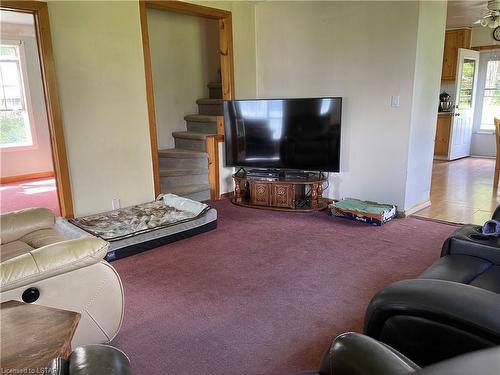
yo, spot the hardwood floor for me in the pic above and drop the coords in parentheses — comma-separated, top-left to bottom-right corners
(414, 157, 500, 225)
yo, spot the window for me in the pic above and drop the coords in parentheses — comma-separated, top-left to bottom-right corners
(458, 59, 476, 109)
(473, 51, 500, 132)
(0, 41, 33, 148)
(479, 60, 500, 131)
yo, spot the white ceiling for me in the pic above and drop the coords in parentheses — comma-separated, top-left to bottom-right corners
(0, 10, 34, 26)
(447, 0, 489, 28)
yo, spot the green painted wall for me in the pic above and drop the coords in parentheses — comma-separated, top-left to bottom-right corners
(192, 1, 257, 98)
(48, 1, 154, 216)
(147, 9, 220, 150)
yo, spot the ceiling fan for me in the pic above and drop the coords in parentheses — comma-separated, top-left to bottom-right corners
(476, 0, 500, 27)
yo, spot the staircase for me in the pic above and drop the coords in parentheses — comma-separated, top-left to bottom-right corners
(158, 81, 223, 201)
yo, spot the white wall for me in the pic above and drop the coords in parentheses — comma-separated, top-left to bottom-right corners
(471, 133, 496, 157)
(218, 141, 233, 194)
(404, 1, 447, 209)
(471, 25, 500, 47)
(48, 1, 154, 217)
(147, 9, 220, 150)
(1, 28, 54, 177)
(194, 1, 257, 99)
(255, 1, 445, 211)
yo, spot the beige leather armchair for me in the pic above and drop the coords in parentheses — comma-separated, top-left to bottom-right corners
(0, 208, 124, 347)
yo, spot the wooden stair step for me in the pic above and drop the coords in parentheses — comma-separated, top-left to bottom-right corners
(196, 98, 223, 105)
(158, 148, 207, 159)
(161, 183, 211, 195)
(184, 114, 217, 123)
(172, 131, 215, 140)
(207, 82, 223, 99)
(159, 168, 207, 177)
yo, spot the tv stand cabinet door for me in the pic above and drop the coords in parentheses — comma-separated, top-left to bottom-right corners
(250, 182, 271, 206)
(271, 184, 296, 209)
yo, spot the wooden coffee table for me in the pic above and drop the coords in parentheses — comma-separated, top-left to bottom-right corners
(1, 300, 80, 371)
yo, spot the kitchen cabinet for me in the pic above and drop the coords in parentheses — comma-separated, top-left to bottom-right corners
(434, 113, 452, 158)
(441, 29, 471, 81)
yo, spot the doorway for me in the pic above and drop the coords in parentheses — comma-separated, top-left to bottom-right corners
(0, 9, 60, 214)
(0, 2, 73, 217)
(416, 46, 500, 224)
(139, 1, 234, 200)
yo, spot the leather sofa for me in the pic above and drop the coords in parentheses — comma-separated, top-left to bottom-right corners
(364, 210, 500, 366)
(51, 345, 130, 375)
(0, 208, 124, 346)
(271, 332, 500, 375)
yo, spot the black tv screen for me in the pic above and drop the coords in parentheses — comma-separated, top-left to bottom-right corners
(224, 97, 342, 172)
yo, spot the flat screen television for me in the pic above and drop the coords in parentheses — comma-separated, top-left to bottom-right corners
(224, 97, 342, 172)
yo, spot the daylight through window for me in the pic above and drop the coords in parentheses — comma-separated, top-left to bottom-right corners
(480, 60, 500, 131)
(0, 42, 33, 148)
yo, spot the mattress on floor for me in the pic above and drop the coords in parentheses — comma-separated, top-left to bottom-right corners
(56, 196, 217, 261)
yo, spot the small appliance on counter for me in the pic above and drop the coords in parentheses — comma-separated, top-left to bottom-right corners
(439, 92, 453, 112)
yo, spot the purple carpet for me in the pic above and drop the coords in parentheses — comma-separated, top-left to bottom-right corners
(111, 199, 456, 374)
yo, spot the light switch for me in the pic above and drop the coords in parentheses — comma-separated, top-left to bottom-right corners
(391, 95, 400, 107)
(112, 198, 121, 210)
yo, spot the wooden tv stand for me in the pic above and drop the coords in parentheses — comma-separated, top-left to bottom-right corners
(232, 172, 328, 212)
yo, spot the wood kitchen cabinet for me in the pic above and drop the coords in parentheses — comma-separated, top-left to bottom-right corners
(441, 29, 471, 81)
(434, 113, 452, 158)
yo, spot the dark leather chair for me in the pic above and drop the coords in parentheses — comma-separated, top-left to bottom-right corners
(364, 208, 500, 366)
(269, 332, 500, 375)
(51, 344, 130, 375)
(441, 204, 500, 260)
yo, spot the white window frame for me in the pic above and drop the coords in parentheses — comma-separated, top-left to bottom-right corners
(472, 50, 500, 135)
(0, 39, 37, 151)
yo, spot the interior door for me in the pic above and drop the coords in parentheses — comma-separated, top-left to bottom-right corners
(449, 48, 479, 160)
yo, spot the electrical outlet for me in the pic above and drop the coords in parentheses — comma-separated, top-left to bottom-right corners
(112, 198, 121, 210)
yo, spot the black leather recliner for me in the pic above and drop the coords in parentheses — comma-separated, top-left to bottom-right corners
(51, 345, 130, 375)
(364, 208, 500, 366)
(271, 332, 500, 375)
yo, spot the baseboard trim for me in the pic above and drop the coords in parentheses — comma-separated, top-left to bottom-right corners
(220, 192, 233, 199)
(470, 155, 495, 159)
(1, 171, 54, 184)
(400, 200, 431, 218)
(433, 155, 448, 161)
